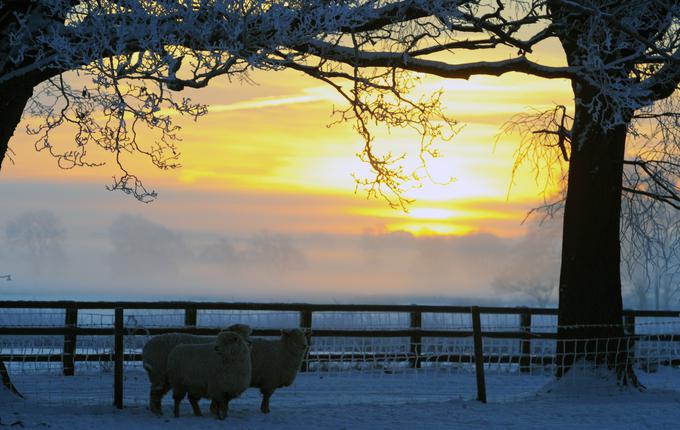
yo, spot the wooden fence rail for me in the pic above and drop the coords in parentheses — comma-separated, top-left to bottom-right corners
(1, 301, 679, 408)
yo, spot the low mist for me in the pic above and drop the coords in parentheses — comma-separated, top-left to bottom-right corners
(0, 182, 596, 307)
(0, 211, 553, 305)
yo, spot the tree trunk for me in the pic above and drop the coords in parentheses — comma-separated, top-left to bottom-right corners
(1, 360, 22, 398)
(556, 85, 635, 382)
(0, 82, 34, 169)
(655, 278, 660, 310)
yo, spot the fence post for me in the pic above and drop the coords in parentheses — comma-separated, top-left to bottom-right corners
(114, 307, 124, 409)
(471, 306, 487, 403)
(519, 308, 532, 373)
(184, 306, 197, 327)
(410, 310, 422, 369)
(63, 306, 78, 376)
(299, 310, 312, 372)
(623, 312, 636, 367)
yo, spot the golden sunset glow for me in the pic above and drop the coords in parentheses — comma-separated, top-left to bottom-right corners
(3, 66, 573, 238)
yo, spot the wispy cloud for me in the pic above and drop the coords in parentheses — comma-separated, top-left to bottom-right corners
(208, 87, 339, 113)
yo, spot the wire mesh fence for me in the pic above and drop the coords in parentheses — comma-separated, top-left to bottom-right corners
(1, 302, 680, 407)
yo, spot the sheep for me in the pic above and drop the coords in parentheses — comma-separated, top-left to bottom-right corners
(141, 323, 252, 415)
(166, 330, 252, 420)
(250, 328, 309, 414)
(228, 323, 253, 344)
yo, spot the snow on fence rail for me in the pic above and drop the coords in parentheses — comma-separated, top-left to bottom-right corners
(1, 301, 680, 407)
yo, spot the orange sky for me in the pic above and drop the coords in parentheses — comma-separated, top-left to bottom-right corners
(3, 67, 573, 238)
(0, 41, 580, 301)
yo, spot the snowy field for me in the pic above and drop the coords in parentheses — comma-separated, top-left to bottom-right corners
(3, 367, 680, 429)
(3, 308, 680, 428)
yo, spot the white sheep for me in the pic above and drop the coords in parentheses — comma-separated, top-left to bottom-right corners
(141, 324, 252, 415)
(166, 330, 252, 420)
(250, 328, 309, 414)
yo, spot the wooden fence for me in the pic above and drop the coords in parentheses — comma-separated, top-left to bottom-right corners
(1, 300, 680, 408)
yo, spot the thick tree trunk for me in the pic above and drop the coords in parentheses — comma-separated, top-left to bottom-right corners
(556, 85, 634, 381)
(0, 82, 34, 169)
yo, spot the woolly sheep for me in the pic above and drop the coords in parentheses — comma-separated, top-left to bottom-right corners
(141, 324, 252, 415)
(166, 330, 252, 420)
(250, 328, 309, 414)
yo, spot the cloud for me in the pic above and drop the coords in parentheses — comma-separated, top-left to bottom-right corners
(207, 87, 339, 113)
(208, 94, 323, 113)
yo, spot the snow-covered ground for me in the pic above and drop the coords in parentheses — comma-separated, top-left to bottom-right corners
(3, 309, 680, 428)
(3, 367, 680, 429)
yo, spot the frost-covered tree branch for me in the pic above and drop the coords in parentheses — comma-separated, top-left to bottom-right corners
(295, 43, 576, 79)
(1, 0, 469, 200)
(2, 0, 679, 204)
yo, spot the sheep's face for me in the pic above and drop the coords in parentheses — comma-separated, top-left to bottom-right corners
(214, 331, 248, 358)
(225, 324, 253, 347)
(281, 329, 308, 352)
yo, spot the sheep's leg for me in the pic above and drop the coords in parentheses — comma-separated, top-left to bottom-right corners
(222, 394, 231, 419)
(172, 389, 186, 418)
(260, 389, 273, 414)
(209, 399, 218, 415)
(149, 382, 170, 415)
(213, 398, 226, 420)
(188, 394, 202, 416)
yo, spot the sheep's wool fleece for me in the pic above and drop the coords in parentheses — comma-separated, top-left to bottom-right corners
(142, 334, 214, 379)
(167, 337, 252, 399)
(250, 336, 306, 390)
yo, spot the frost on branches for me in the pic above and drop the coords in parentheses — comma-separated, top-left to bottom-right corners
(2, 0, 680, 381)
(0, 0, 459, 200)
